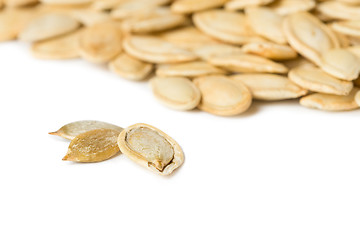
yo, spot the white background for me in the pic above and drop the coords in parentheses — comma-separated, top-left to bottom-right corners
(0, 42, 359, 240)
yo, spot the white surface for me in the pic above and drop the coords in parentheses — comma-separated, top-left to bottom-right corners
(0, 42, 359, 240)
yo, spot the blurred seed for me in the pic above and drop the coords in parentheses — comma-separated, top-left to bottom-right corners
(49, 120, 123, 140)
(171, 0, 228, 14)
(317, 1, 360, 21)
(242, 42, 297, 60)
(63, 129, 121, 163)
(109, 52, 153, 81)
(225, 0, 274, 11)
(268, 0, 316, 15)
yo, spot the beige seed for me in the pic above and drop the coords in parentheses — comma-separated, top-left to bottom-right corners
(171, 0, 228, 14)
(289, 66, 354, 96)
(49, 120, 124, 140)
(121, 8, 188, 34)
(355, 91, 360, 106)
(225, 0, 274, 11)
(194, 44, 244, 60)
(78, 21, 123, 63)
(31, 30, 81, 60)
(40, 0, 92, 5)
(282, 57, 315, 70)
(231, 73, 307, 101)
(117, 123, 184, 176)
(19, 13, 80, 42)
(91, 0, 127, 11)
(317, 1, 360, 21)
(63, 129, 121, 163)
(158, 26, 219, 50)
(193, 10, 266, 45)
(331, 20, 360, 38)
(70, 8, 111, 26)
(245, 6, 287, 44)
(300, 88, 360, 111)
(156, 61, 226, 78)
(5, 0, 38, 7)
(193, 75, 252, 116)
(283, 11, 340, 65)
(242, 42, 297, 60)
(123, 35, 197, 64)
(0, 8, 38, 42)
(320, 49, 360, 81)
(109, 52, 153, 81)
(268, 0, 316, 15)
(208, 53, 288, 74)
(150, 76, 201, 111)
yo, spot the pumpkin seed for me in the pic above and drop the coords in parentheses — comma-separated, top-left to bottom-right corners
(356, 91, 360, 106)
(320, 48, 360, 81)
(41, 0, 92, 5)
(150, 76, 201, 110)
(193, 75, 252, 116)
(225, 0, 274, 11)
(231, 73, 308, 101)
(193, 10, 265, 45)
(283, 11, 340, 65)
(123, 35, 197, 64)
(121, 7, 188, 34)
(331, 20, 360, 38)
(63, 129, 121, 163)
(156, 61, 226, 78)
(208, 53, 288, 74)
(109, 52, 154, 81)
(91, 0, 127, 11)
(317, 1, 360, 21)
(242, 42, 297, 60)
(289, 66, 354, 96)
(31, 30, 81, 60)
(245, 6, 286, 44)
(19, 13, 80, 42)
(78, 21, 123, 63)
(194, 44, 244, 60)
(171, 0, 228, 14)
(5, 0, 38, 7)
(117, 123, 184, 175)
(300, 88, 360, 111)
(70, 8, 111, 26)
(268, 0, 316, 15)
(49, 120, 123, 140)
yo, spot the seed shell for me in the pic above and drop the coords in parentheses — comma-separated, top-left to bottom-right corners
(63, 129, 121, 163)
(117, 123, 184, 176)
(156, 61, 226, 78)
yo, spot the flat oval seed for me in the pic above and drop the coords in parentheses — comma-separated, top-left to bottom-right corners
(122, 8, 188, 34)
(356, 91, 360, 106)
(111, 0, 172, 19)
(78, 21, 123, 63)
(156, 61, 226, 78)
(231, 73, 308, 101)
(123, 35, 197, 64)
(193, 10, 266, 45)
(41, 0, 92, 5)
(171, 0, 228, 14)
(242, 42, 297, 60)
(331, 21, 360, 38)
(268, 0, 316, 15)
(317, 1, 360, 21)
(19, 13, 80, 42)
(194, 44, 243, 60)
(208, 53, 288, 74)
(49, 120, 124, 140)
(5, 0, 38, 7)
(193, 75, 252, 116)
(117, 123, 184, 176)
(109, 52, 153, 81)
(70, 9, 111, 26)
(300, 88, 360, 111)
(245, 6, 287, 44)
(289, 66, 354, 96)
(320, 49, 360, 81)
(31, 30, 81, 60)
(63, 129, 121, 163)
(150, 76, 201, 111)
(225, 0, 274, 11)
(283, 11, 340, 65)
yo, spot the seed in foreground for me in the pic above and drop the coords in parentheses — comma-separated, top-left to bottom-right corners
(193, 75, 252, 116)
(150, 76, 201, 111)
(300, 88, 360, 111)
(49, 120, 123, 140)
(117, 123, 184, 176)
(63, 129, 121, 163)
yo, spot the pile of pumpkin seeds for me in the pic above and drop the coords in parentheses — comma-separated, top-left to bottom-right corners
(2, 0, 360, 115)
(50, 120, 184, 175)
